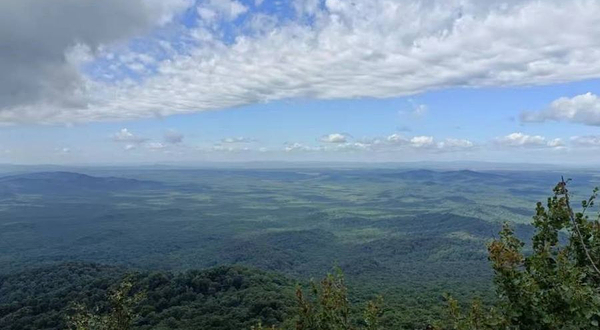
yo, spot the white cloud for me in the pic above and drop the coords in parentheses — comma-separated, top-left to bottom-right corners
(6, 0, 600, 124)
(288, 133, 474, 153)
(197, 0, 248, 24)
(410, 136, 435, 148)
(571, 135, 600, 147)
(386, 134, 408, 145)
(334, 142, 372, 152)
(437, 138, 474, 149)
(381, 134, 471, 151)
(112, 128, 148, 144)
(521, 93, 600, 126)
(320, 133, 349, 143)
(547, 138, 565, 149)
(496, 132, 545, 147)
(284, 142, 320, 152)
(495, 132, 562, 149)
(197, 7, 218, 23)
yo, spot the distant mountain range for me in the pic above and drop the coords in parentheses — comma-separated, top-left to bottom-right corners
(0, 171, 161, 196)
(0, 161, 596, 173)
(380, 169, 506, 181)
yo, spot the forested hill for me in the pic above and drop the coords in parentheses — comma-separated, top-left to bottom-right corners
(2, 168, 598, 329)
(0, 263, 296, 330)
(0, 172, 161, 196)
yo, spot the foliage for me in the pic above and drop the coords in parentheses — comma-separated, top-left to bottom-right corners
(295, 270, 354, 330)
(445, 180, 600, 329)
(255, 269, 383, 330)
(0, 265, 295, 330)
(0, 263, 122, 330)
(69, 279, 143, 330)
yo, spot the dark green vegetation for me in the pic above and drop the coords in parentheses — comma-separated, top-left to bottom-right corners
(0, 263, 295, 330)
(1, 167, 599, 328)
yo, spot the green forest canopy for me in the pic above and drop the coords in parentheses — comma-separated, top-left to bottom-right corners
(1, 176, 599, 329)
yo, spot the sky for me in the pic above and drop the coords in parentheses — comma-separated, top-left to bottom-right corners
(1, 0, 600, 165)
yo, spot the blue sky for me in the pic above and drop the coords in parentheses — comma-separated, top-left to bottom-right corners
(1, 0, 600, 164)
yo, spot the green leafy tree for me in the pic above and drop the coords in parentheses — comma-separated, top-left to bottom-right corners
(257, 269, 383, 330)
(295, 270, 353, 330)
(68, 279, 144, 330)
(446, 180, 600, 330)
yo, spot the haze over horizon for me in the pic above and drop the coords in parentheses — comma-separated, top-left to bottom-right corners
(2, 0, 600, 164)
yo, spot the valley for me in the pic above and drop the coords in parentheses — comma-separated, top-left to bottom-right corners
(1, 167, 598, 328)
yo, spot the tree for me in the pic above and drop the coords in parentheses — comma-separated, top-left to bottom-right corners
(256, 269, 383, 330)
(68, 279, 144, 330)
(446, 180, 600, 330)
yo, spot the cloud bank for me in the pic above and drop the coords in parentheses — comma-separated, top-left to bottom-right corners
(286, 133, 474, 154)
(4, 0, 600, 124)
(495, 132, 564, 149)
(521, 93, 600, 126)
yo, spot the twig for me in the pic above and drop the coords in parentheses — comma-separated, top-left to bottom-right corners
(560, 176, 600, 277)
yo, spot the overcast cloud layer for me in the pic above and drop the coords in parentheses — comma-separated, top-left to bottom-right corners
(3, 0, 600, 124)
